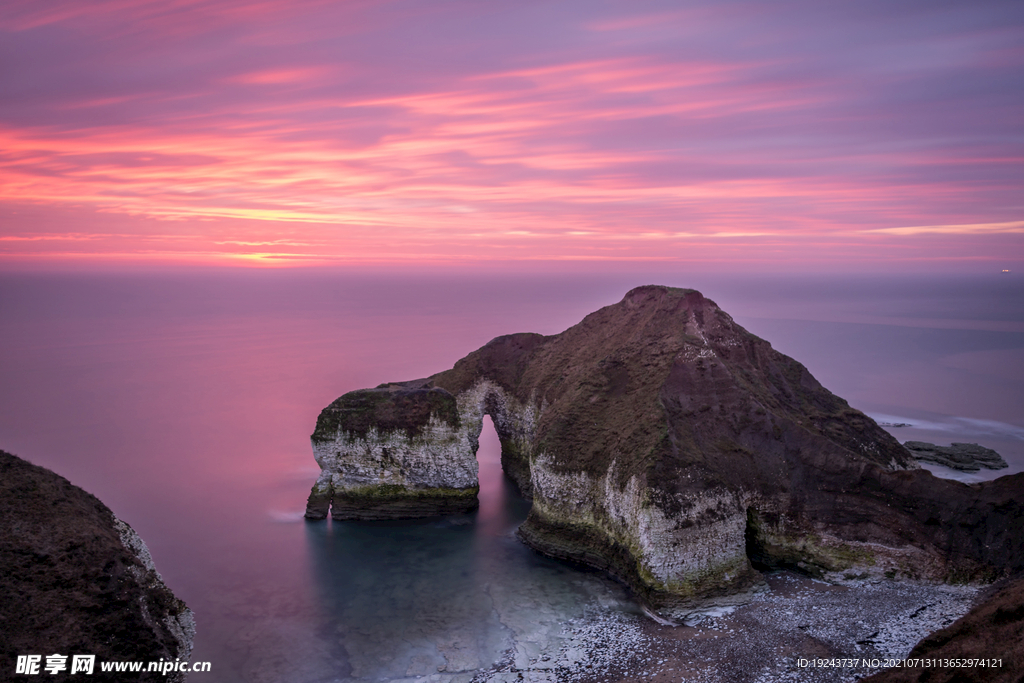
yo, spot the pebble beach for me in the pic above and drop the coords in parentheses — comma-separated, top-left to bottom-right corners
(452, 571, 979, 683)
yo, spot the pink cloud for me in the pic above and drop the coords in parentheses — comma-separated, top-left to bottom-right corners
(0, 0, 1021, 269)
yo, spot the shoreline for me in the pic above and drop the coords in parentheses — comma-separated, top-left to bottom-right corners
(354, 570, 982, 683)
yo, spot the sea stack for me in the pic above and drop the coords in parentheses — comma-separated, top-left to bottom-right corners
(0, 450, 194, 682)
(306, 385, 481, 519)
(306, 286, 1024, 622)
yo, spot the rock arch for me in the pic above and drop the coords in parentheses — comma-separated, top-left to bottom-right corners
(304, 379, 540, 520)
(304, 286, 1024, 623)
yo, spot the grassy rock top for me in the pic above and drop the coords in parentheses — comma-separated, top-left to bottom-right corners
(312, 385, 460, 442)
(430, 284, 915, 491)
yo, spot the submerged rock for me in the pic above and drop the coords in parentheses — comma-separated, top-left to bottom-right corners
(904, 441, 1009, 472)
(307, 286, 1024, 622)
(0, 450, 194, 682)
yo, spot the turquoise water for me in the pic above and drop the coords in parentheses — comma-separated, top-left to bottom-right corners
(1, 272, 1021, 681)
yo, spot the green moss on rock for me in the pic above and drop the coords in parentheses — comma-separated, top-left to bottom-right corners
(330, 484, 479, 520)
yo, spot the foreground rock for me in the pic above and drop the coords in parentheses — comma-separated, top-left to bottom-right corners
(904, 441, 1009, 472)
(0, 450, 194, 682)
(863, 575, 1024, 683)
(307, 286, 1024, 622)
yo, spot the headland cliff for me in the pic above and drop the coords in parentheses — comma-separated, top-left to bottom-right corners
(306, 286, 1023, 623)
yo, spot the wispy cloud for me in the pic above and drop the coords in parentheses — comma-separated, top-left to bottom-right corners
(865, 221, 1024, 236)
(1, 0, 1022, 267)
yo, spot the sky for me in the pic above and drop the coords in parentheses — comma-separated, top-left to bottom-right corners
(1, 0, 1022, 271)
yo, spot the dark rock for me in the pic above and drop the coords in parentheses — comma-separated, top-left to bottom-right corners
(0, 450, 194, 682)
(863, 575, 1024, 683)
(307, 286, 1024, 621)
(312, 385, 460, 442)
(905, 441, 1009, 472)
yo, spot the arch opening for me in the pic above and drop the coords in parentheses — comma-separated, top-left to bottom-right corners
(478, 388, 533, 497)
(474, 415, 532, 536)
(476, 416, 505, 510)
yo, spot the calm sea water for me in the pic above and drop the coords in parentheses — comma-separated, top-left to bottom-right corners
(1, 271, 1021, 681)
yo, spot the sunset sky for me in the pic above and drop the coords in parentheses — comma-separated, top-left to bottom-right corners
(2, 0, 1022, 271)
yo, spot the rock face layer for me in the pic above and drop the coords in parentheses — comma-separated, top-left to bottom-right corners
(306, 286, 1024, 621)
(0, 450, 194, 682)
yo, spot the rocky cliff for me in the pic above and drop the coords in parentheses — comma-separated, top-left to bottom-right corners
(306, 286, 1024, 622)
(0, 450, 194, 682)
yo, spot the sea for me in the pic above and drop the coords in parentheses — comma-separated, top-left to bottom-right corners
(1, 270, 1021, 682)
